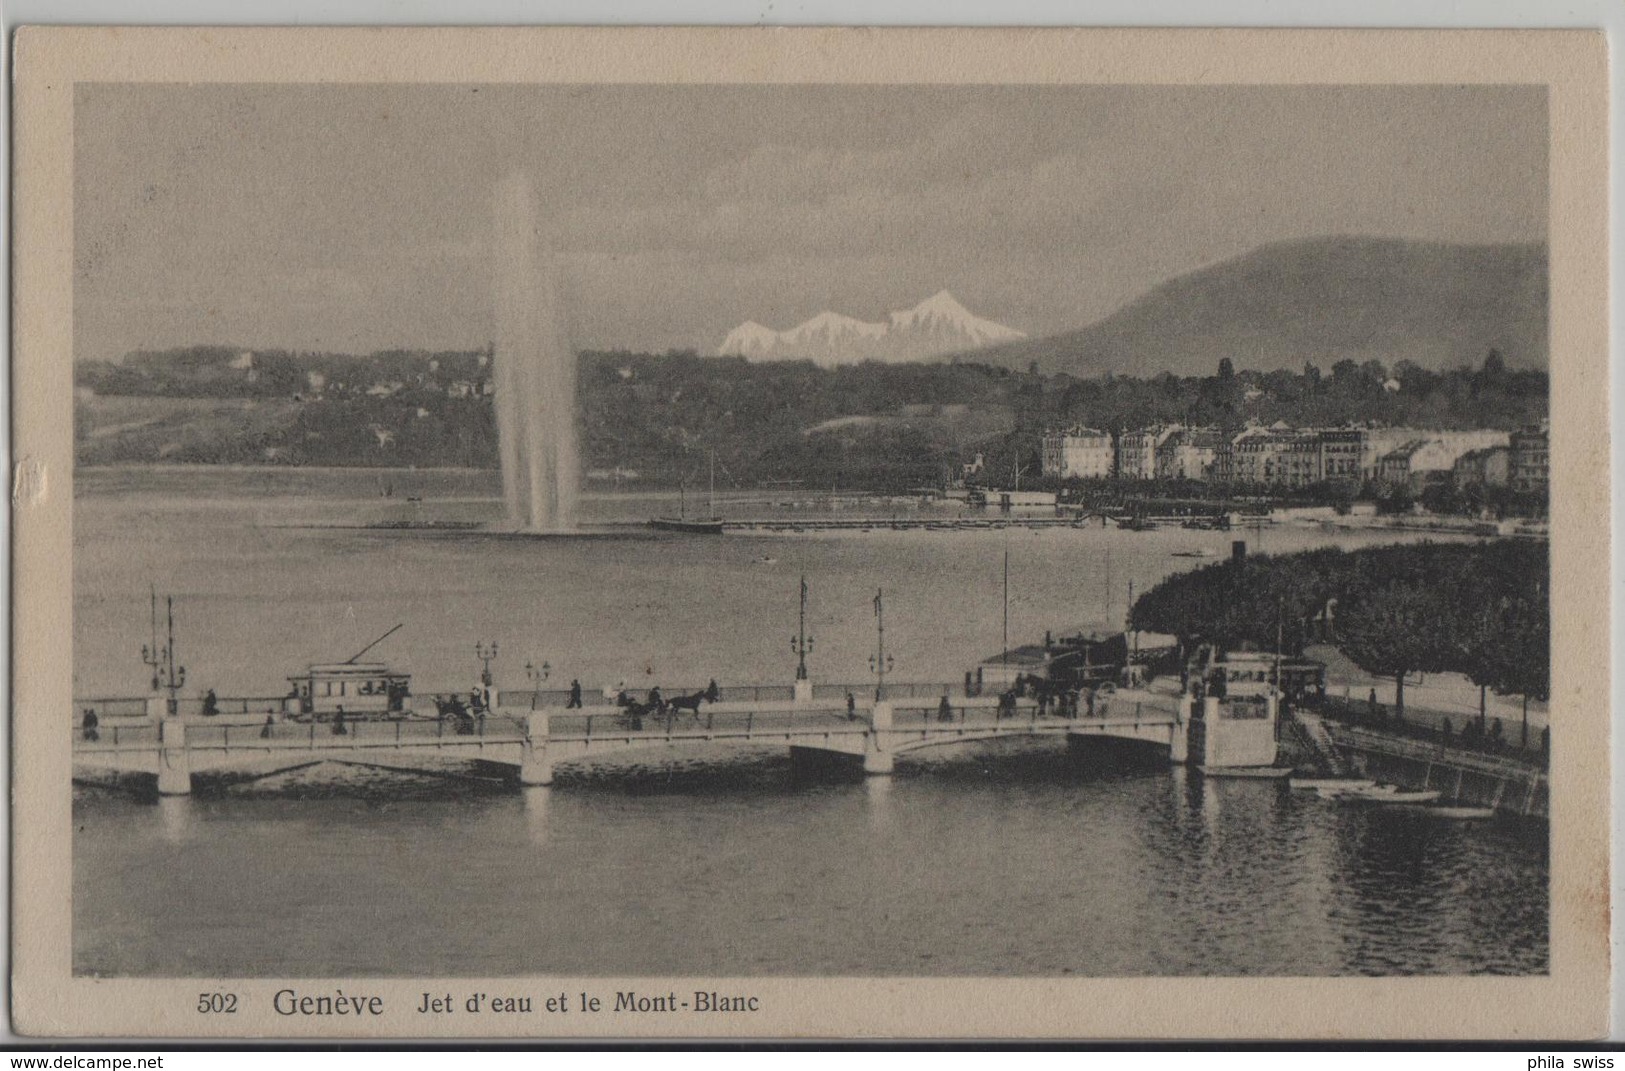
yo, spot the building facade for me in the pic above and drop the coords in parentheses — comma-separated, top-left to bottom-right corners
(1452, 445, 1512, 487)
(1116, 425, 1180, 480)
(1510, 422, 1550, 493)
(1377, 431, 1513, 490)
(1040, 426, 1114, 480)
(1316, 428, 1366, 483)
(1228, 426, 1320, 488)
(1154, 428, 1219, 481)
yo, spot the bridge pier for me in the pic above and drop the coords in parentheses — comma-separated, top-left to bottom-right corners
(862, 749, 895, 775)
(1169, 704, 1191, 764)
(864, 701, 895, 776)
(519, 711, 553, 786)
(156, 719, 192, 796)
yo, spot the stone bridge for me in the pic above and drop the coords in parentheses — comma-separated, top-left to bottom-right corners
(71, 688, 1185, 794)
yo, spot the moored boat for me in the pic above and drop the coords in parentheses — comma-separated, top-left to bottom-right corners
(1199, 765, 1292, 779)
(649, 451, 725, 534)
(1290, 776, 1378, 794)
(1328, 783, 1444, 804)
(648, 516, 724, 534)
(1385, 803, 1497, 819)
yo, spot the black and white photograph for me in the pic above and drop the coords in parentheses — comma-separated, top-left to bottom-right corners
(12, 26, 1610, 1040)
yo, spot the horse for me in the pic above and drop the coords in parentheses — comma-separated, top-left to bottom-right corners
(667, 690, 708, 721)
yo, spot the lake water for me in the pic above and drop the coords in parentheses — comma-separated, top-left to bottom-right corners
(72, 467, 1547, 977)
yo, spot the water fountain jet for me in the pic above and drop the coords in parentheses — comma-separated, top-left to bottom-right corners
(493, 172, 579, 533)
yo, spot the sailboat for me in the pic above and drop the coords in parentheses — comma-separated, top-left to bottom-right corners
(649, 451, 725, 534)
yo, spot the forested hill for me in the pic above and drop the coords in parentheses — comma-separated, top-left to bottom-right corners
(953, 237, 1548, 378)
(75, 347, 1547, 488)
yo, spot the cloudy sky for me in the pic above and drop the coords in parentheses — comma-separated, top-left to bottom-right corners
(74, 83, 1545, 362)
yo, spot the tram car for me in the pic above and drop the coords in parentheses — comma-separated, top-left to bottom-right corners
(288, 662, 411, 720)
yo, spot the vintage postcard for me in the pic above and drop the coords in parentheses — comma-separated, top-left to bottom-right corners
(11, 27, 1610, 1039)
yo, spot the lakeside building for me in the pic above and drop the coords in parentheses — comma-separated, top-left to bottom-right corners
(1117, 424, 1181, 480)
(1315, 427, 1366, 483)
(1375, 430, 1513, 491)
(1041, 426, 1114, 480)
(1154, 428, 1221, 481)
(1510, 422, 1550, 493)
(1452, 445, 1512, 488)
(1226, 424, 1320, 488)
(1044, 420, 1532, 491)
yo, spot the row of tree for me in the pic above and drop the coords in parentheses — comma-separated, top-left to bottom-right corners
(1129, 540, 1550, 722)
(76, 347, 1549, 489)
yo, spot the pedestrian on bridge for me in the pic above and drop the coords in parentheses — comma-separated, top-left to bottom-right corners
(566, 679, 583, 709)
(332, 706, 348, 736)
(846, 691, 857, 720)
(81, 708, 99, 742)
(937, 696, 954, 723)
(260, 714, 275, 739)
(705, 679, 720, 703)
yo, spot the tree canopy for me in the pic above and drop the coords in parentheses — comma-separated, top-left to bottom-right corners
(1131, 540, 1549, 712)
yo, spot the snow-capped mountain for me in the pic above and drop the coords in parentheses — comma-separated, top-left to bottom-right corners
(717, 291, 1025, 365)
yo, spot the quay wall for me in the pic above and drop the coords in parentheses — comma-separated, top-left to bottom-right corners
(1331, 726, 1548, 819)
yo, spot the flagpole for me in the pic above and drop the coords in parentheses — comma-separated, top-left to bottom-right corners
(872, 588, 889, 702)
(1002, 549, 1010, 671)
(792, 574, 812, 681)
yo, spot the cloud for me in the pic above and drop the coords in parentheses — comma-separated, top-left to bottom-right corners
(72, 85, 1546, 361)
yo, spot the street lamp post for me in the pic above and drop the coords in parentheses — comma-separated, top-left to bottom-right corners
(869, 588, 894, 702)
(524, 658, 551, 711)
(139, 586, 163, 693)
(141, 593, 186, 718)
(790, 575, 814, 681)
(475, 641, 499, 687)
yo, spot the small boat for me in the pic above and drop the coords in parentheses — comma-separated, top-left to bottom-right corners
(1171, 549, 1215, 558)
(1199, 765, 1292, 779)
(1290, 776, 1377, 794)
(1329, 783, 1444, 804)
(1364, 789, 1444, 805)
(648, 516, 724, 535)
(649, 452, 724, 535)
(1385, 803, 1496, 819)
(752, 555, 778, 565)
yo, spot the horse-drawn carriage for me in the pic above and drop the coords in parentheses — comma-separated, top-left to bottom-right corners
(611, 684, 717, 730)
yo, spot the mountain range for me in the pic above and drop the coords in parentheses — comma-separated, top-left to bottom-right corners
(717, 290, 1026, 366)
(951, 237, 1548, 377)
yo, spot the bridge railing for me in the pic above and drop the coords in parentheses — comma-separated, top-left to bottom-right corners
(71, 722, 160, 749)
(497, 684, 800, 708)
(810, 682, 962, 701)
(73, 697, 154, 720)
(75, 695, 305, 720)
(549, 705, 860, 739)
(172, 696, 299, 718)
(182, 714, 529, 750)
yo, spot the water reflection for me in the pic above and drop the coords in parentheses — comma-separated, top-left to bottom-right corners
(522, 786, 551, 846)
(1197, 771, 1223, 838)
(74, 745, 1547, 977)
(863, 771, 894, 833)
(157, 795, 192, 843)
